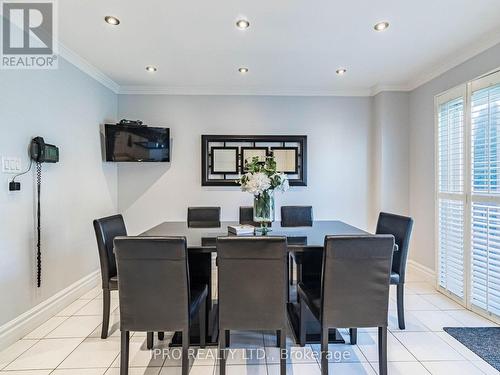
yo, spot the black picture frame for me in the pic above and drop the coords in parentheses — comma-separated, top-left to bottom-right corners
(270, 147, 299, 174)
(210, 147, 239, 174)
(201, 135, 307, 186)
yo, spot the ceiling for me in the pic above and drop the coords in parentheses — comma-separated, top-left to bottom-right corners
(58, 0, 500, 95)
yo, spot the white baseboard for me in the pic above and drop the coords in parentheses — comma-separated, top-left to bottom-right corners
(0, 270, 100, 351)
(407, 259, 436, 284)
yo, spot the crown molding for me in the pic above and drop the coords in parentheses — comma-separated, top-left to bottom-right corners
(370, 84, 411, 96)
(407, 28, 500, 91)
(118, 85, 372, 97)
(58, 43, 120, 94)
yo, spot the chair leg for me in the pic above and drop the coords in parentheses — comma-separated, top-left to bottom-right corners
(219, 329, 226, 375)
(101, 288, 111, 339)
(299, 300, 307, 347)
(182, 329, 189, 375)
(120, 331, 129, 375)
(158, 332, 164, 341)
(279, 328, 286, 375)
(199, 299, 206, 349)
(320, 326, 329, 375)
(296, 263, 303, 304)
(349, 328, 357, 345)
(146, 332, 153, 349)
(225, 330, 230, 348)
(286, 266, 291, 303)
(397, 284, 405, 329)
(378, 327, 388, 375)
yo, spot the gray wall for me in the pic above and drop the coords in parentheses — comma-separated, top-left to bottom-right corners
(408, 42, 500, 270)
(372, 92, 410, 219)
(0, 59, 118, 326)
(117, 95, 385, 235)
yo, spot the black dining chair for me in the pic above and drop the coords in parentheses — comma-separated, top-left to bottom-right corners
(281, 206, 313, 227)
(281, 206, 313, 286)
(114, 236, 208, 375)
(217, 237, 288, 375)
(298, 235, 394, 375)
(239, 206, 259, 226)
(93, 214, 127, 339)
(376, 212, 414, 330)
(187, 207, 221, 228)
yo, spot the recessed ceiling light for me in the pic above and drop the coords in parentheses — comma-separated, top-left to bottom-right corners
(336, 68, 347, 75)
(238, 67, 249, 74)
(374, 21, 389, 31)
(236, 19, 250, 30)
(104, 16, 120, 25)
(145, 65, 157, 72)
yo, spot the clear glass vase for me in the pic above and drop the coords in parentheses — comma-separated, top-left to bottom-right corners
(253, 190, 274, 233)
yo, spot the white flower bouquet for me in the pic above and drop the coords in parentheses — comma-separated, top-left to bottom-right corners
(238, 155, 289, 232)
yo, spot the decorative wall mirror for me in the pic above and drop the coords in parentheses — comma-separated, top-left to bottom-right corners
(272, 147, 299, 174)
(241, 147, 268, 170)
(201, 135, 307, 186)
(211, 147, 239, 174)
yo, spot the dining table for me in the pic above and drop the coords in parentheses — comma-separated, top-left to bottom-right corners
(141, 220, 368, 347)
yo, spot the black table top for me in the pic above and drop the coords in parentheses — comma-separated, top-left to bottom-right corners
(141, 220, 368, 251)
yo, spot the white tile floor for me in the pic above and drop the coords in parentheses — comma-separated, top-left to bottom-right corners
(0, 270, 498, 375)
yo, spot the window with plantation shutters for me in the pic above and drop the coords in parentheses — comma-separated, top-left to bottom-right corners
(470, 203, 500, 315)
(438, 199, 464, 298)
(438, 97, 464, 193)
(436, 69, 500, 322)
(436, 89, 466, 300)
(471, 81, 500, 194)
(470, 72, 500, 317)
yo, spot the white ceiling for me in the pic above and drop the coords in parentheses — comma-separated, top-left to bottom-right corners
(59, 0, 500, 95)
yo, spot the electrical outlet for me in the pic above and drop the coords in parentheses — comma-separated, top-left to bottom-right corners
(2, 157, 22, 174)
(9, 181, 21, 191)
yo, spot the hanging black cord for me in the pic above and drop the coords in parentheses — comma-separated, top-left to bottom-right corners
(36, 162, 42, 288)
(11, 159, 33, 183)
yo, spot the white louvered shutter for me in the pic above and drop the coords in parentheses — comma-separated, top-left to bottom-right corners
(437, 89, 466, 300)
(470, 72, 500, 317)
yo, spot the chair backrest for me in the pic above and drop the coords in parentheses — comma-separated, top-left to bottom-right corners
(375, 212, 414, 282)
(281, 206, 313, 227)
(239, 206, 258, 226)
(187, 206, 221, 228)
(114, 236, 190, 332)
(217, 237, 287, 330)
(93, 214, 127, 288)
(321, 235, 394, 328)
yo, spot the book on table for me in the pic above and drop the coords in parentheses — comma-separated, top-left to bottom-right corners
(227, 224, 255, 235)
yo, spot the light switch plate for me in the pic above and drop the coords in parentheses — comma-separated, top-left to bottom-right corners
(2, 157, 22, 174)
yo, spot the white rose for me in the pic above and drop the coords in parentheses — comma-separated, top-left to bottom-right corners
(243, 172, 271, 195)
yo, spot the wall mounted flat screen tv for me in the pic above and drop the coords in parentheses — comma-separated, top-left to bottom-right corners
(105, 124, 170, 162)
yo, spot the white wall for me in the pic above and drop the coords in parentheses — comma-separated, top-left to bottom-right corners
(408, 42, 500, 270)
(0, 59, 118, 326)
(117, 95, 382, 235)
